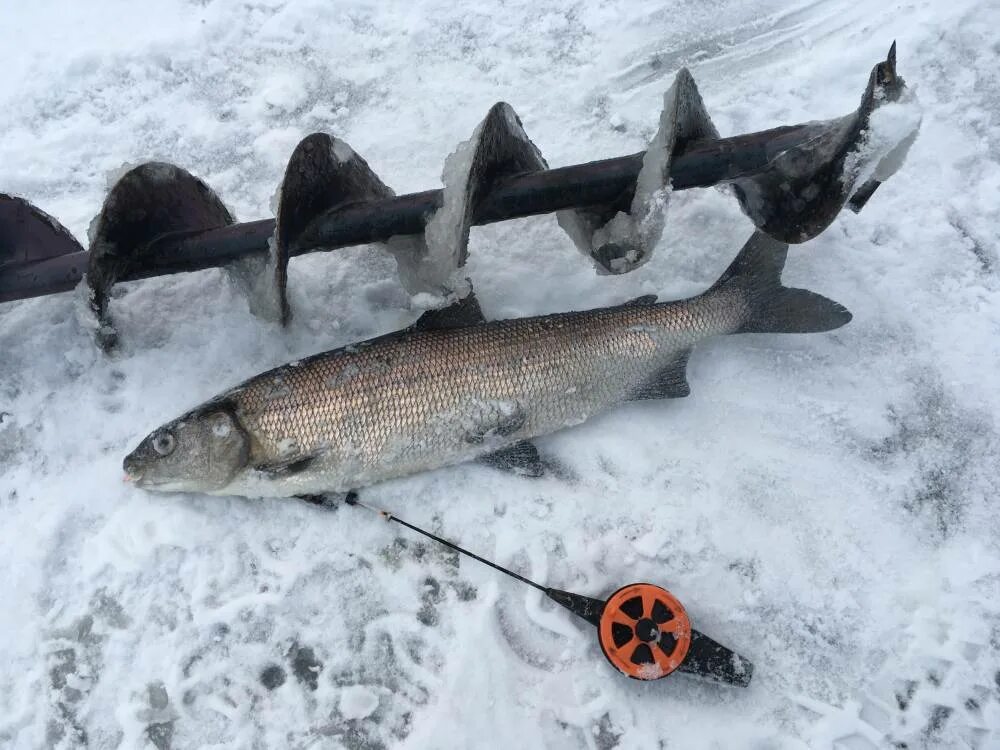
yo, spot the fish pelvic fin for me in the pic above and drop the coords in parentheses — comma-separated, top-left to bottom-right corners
(711, 231, 852, 334)
(477, 440, 545, 477)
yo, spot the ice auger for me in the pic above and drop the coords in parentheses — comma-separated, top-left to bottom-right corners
(0, 44, 917, 351)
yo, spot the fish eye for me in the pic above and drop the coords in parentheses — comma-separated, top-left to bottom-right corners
(152, 431, 176, 456)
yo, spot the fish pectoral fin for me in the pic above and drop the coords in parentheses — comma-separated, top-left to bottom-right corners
(624, 293, 658, 307)
(629, 349, 692, 400)
(254, 454, 318, 476)
(464, 403, 526, 444)
(296, 493, 336, 507)
(296, 492, 349, 508)
(478, 440, 545, 477)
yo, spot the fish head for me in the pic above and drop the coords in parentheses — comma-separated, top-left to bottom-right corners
(123, 402, 250, 493)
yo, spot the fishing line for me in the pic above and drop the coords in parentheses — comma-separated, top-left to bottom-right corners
(345, 492, 546, 593)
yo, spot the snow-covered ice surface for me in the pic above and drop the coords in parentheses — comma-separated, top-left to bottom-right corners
(2, 0, 999, 747)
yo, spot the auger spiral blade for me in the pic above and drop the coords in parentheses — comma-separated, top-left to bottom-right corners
(87, 163, 235, 350)
(0, 195, 86, 303)
(397, 101, 551, 303)
(558, 67, 720, 274)
(277, 101, 549, 322)
(274, 133, 397, 325)
(0, 44, 918, 351)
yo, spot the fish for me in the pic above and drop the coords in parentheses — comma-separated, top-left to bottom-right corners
(123, 232, 850, 498)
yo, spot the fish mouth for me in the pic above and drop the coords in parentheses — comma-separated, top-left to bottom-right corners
(122, 453, 154, 487)
(122, 457, 142, 484)
(122, 471, 190, 492)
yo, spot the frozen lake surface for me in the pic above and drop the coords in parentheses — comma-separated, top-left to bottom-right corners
(1, 0, 998, 747)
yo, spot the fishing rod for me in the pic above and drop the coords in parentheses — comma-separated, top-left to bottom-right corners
(340, 492, 753, 686)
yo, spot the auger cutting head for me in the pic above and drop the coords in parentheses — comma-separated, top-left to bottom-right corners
(0, 44, 919, 351)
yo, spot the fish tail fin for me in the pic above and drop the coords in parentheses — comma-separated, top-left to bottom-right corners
(710, 232, 852, 333)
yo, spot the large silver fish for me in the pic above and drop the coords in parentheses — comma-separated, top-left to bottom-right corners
(123, 233, 850, 497)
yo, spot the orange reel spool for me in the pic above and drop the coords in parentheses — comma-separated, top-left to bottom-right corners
(598, 583, 691, 680)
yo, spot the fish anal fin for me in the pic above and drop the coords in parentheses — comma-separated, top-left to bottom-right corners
(478, 440, 545, 477)
(629, 349, 692, 400)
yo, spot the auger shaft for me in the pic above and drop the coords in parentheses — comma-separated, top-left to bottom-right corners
(1, 122, 868, 304)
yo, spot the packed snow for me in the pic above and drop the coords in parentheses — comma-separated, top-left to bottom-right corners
(2, 0, 999, 748)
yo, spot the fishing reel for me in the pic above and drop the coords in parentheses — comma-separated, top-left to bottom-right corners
(547, 582, 751, 685)
(341, 493, 753, 686)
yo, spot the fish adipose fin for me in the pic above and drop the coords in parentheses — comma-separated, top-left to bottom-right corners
(413, 292, 486, 331)
(624, 294, 658, 307)
(712, 231, 852, 333)
(629, 348, 692, 400)
(478, 440, 545, 477)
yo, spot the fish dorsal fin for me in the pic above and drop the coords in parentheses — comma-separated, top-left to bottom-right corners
(625, 294, 658, 307)
(413, 292, 486, 331)
(478, 440, 545, 477)
(629, 349, 692, 400)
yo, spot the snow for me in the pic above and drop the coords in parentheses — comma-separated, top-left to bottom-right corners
(2, 0, 1000, 748)
(339, 685, 380, 721)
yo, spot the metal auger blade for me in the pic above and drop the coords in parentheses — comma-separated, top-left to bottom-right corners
(282, 102, 549, 324)
(0, 195, 86, 303)
(87, 162, 234, 350)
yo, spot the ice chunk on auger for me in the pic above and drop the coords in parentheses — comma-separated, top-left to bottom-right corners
(559, 68, 719, 274)
(389, 102, 548, 307)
